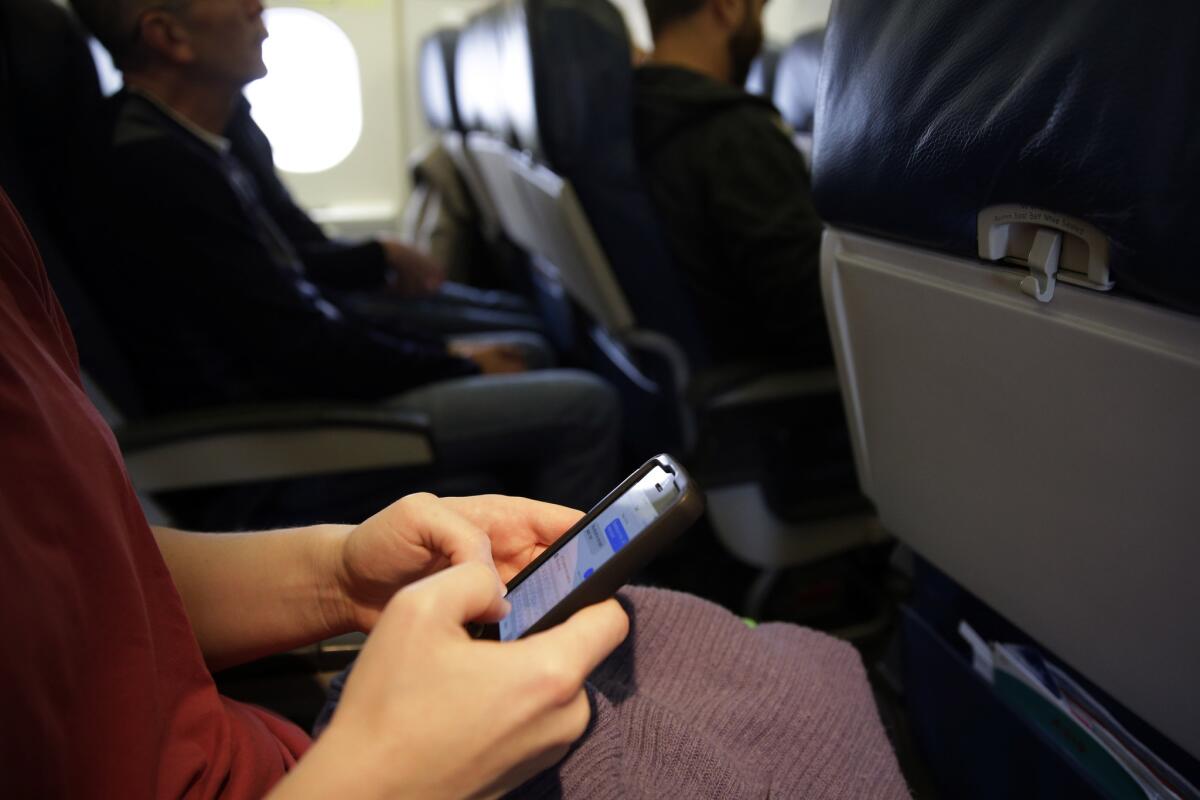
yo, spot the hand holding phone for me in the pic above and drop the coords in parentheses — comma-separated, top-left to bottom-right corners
(482, 454, 704, 641)
(275, 563, 628, 800)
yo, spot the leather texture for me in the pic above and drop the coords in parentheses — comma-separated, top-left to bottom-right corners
(417, 28, 461, 133)
(773, 28, 824, 134)
(530, 0, 709, 364)
(813, 0, 1200, 314)
(457, 0, 709, 365)
(746, 44, 782, 98)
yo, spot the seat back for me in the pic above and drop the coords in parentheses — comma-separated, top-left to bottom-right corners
(772, 28, 823, 169)
(815, 0, 1200, 760)
(415, 27, 505, 246)
(417, 28, 462, 135)
(0, 0, 145, 420)
(745, 44, 782, 98)
(456, 0, 708, 368)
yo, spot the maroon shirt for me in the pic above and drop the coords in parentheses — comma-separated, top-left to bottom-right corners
(0, 187, 309, 797)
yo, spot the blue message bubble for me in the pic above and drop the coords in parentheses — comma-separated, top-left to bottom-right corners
(604, 517, 629, 552)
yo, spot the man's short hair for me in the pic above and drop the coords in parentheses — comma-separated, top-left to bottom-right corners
(69, 0, 171, 71)
(643, 0, 707, 39)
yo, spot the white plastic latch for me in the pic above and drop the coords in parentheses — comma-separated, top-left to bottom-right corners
(977, 205, 1114, 303)
(1021, 228, 1062, 302)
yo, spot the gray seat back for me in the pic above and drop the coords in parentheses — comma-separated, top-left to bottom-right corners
(815, 0, 1200, 760)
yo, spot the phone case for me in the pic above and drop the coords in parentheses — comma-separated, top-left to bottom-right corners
(480, 454, 705, 640)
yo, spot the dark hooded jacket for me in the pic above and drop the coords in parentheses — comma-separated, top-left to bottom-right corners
(633, 65, 829, 366)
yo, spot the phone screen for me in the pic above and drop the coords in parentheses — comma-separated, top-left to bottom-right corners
(499, 465, 681, 641)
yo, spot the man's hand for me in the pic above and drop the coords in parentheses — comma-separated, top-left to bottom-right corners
(448, 339, 528, 374)
(271, 564, 630, 800)
(379, 236, 446, 297)
(327, 495, 583, 633)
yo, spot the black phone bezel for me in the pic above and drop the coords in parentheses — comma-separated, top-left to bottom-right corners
(480, 454, 704, 641)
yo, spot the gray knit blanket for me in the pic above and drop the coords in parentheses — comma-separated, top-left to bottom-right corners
(511, 586, 911, 799)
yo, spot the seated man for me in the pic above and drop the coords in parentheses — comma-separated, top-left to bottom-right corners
(634, 0, 830, 366)
(65, 0, 615, 511)
(0, 185, 909, 799)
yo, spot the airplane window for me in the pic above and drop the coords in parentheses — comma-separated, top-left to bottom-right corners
(244, 7, 363, 174)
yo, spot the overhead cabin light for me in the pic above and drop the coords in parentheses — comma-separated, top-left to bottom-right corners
(244, 8, 363, 174)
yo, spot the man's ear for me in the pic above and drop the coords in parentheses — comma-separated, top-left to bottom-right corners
(711, 0, 746, 31)
(136, 10, 195, 66)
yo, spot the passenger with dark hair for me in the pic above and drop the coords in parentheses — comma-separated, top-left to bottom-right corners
(635, 0, 830, 366)
(65, 0, 618, 510)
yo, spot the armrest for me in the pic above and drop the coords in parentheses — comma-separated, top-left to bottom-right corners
(116, 403, 434, 493)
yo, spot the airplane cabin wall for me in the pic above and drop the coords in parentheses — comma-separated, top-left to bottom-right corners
(264, 0, 407, 237)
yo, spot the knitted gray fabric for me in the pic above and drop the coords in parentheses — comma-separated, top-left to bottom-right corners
(511, 586, 911, 799)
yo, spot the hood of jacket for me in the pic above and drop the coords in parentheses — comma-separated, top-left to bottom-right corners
(633, 64, 779, 160)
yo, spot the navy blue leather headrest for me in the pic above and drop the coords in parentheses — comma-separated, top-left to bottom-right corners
(525, 0, 709, 364)
(746, 45, 782, 98)
(455, 5, 508, 140)
(814, 0, 1200, 314)
(418, 29, 461, 133)
(528, 0, 632, 176)
(0, 0, 146, 417)
(773, 29, 823, 133)
(455, 1, 539, 153)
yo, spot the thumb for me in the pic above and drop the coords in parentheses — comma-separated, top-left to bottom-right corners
(518, 599, 630, 681)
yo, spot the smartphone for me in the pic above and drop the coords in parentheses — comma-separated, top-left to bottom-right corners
(480, 454, 704, 641)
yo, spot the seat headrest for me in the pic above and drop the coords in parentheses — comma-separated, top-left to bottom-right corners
(2, 0, 102, 144)
(526, 0, 709, 363)
(455, 1, 539, 153)
(527, 0, 634, 172)
(455, 6, 505, 139)
(813, 0, 1200, 314)
(746, 45, 782, 98)
(773, 29, 824, 133)
(418, 28, 462, 133)
(0, 0, 102, 222)
(0, 0, 145, 418)
(460, 0, 708, 363)
(456, 0, 640, 165)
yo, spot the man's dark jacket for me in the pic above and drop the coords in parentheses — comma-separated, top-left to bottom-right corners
(634, 66, 830, 365)
(87, 91, 475, 415)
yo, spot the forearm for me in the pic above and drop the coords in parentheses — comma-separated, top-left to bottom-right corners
(152, 525, 355, 671)
(268, 727, 397, 800)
